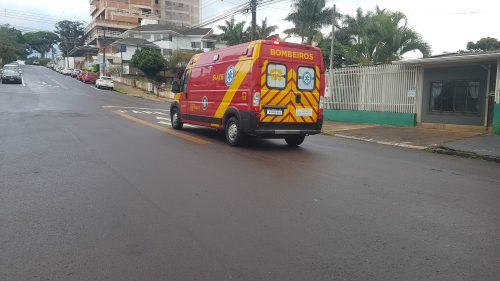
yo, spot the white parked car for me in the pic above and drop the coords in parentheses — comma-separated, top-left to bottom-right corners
(95, 76, 114, 90)
(62, 68, 73, 75)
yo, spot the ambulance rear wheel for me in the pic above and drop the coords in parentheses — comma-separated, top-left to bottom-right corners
(225, 117, 242, 146)
(171, 108, 183, 130)
(285, 134, 306, 146)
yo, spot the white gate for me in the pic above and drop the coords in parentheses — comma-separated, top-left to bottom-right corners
(325, 64, 422, 113)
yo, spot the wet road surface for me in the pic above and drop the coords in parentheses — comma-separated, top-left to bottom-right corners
(1, 66, 499, 281)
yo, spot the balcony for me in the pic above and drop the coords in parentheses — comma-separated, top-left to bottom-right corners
(85, 20, 139, 45)
(85, 19, 139, 35)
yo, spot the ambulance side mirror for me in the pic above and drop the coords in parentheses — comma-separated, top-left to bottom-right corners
(171, 79, 182, 93)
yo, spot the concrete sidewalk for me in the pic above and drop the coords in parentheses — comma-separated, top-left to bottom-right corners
(322, 121, 488, 150)
(438, 134, 500, 162)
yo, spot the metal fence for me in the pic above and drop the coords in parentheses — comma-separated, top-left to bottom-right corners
(325, 64, 422, 113)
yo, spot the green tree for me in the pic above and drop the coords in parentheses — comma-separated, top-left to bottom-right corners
(24, 31, 59, 59)
(130, 48, 166, 80)
(217, 17, 249, 46)
(467, 37, 500, 51)
(0, 25, 26, 66)
(55, 20, 85, 58)
(166, 49, 202, 77)
(284, 0, 333, 45)
(340, 6, 430, 65)
(246, 17, 278, 40)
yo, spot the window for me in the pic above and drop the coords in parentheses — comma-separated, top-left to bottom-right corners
(165, 1, 171, 6)
(142, 34, 151, 40)
(297, 66, 315, 91)
(191, 42, 201, 49)
(204, 41, 215, 49)
(430, 80, 480, 114)
(154, 34, 161, 41)
(266, 63, 287, 89)
(162, 48, 173, 56)
(162, 34, 172, 41)
(182, 69, 190, 92)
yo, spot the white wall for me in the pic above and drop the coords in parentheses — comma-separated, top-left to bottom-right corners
(119, 46, 139, 61)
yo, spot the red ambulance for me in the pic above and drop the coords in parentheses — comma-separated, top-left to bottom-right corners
(170, 40, 325, 146)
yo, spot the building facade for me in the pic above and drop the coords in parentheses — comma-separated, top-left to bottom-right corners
(86, 0, 200, 47)
(110, 25, 223, 75)
(160, 0, 200, 29)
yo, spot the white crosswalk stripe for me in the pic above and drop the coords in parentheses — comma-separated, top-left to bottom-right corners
(155, 116, 170, 121)
(157, 120, 196, 128)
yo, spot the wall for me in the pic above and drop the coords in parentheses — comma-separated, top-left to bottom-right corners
(493, 103, 500, 134)
(324, 110, 416, 126)
(421, 65, 488, 126)
(112, 76, 175, 99)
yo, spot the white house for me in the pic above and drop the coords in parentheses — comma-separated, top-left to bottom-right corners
(108, 24, 223, 75)
(119, 24, 222, 56)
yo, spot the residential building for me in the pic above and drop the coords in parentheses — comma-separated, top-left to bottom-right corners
(121, 24, 219, 54)
(395, 52, 500, 131)
(85, 0, 200, 47)
(160, 0, 200, 29)
(323, 51, 500, 133)
(111, 24, 223, 75)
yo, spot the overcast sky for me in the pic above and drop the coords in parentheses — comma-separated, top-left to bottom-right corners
(0, 0, 498, 57)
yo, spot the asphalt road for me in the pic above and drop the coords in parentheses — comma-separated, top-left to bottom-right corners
(1, 65, 499, 281)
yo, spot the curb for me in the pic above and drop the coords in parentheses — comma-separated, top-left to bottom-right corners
(430, 146, 500, 163)
(334, 133, 428, 150)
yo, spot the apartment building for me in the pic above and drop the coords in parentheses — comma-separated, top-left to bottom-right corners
(85, 0, 200, 47)
(160, 0, 200, 29)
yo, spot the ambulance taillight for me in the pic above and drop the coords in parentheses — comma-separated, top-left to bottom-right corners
(252, 92, 261, 112)
(319, 96, 325, 119)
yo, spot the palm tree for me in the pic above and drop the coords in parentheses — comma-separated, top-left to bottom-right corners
(341, 6, 431, 65)
(247, 17, 278, 40)
(372, 9, 431, 63)
(217, 17, 249, 46)
(284, 0, 333, 45)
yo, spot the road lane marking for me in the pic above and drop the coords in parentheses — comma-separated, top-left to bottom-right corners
(155, 111, 167, 115)
(132, 110, 153, 114)
(21, 77, 26, 87)
(155, 116, 170, 121)
(157, 119, 195, 128)
(113, 111, 209, 145)
(103, 106, 170, 112)
(51, 79, 68, 90)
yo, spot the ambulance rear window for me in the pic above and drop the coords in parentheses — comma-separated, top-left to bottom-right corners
(297, 66, 315, 91)
(266, 63, 287, 89)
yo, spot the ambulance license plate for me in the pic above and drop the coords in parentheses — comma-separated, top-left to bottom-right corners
(266, 109, 283, 116)
(296, 108, 313, 117)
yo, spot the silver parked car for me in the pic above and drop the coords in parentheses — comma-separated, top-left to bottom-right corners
(1, 69, 22, 84)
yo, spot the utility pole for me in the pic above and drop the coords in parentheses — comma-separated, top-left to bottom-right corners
(329, 4, 336, 71)
(250, 0, 257, 41)
(102, 29, 106, 76)
(328, 4, 337, 109)
(120, 45, 124, 77)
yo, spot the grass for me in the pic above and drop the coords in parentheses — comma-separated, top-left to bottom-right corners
(114, 85, 128, 94)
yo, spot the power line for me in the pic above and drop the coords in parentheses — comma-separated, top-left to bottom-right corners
(0, 8, 66, 23)
(192, 1, 250, 29)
